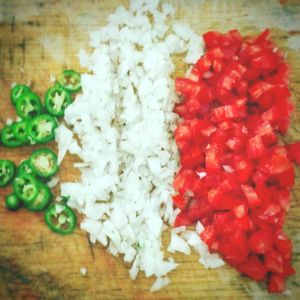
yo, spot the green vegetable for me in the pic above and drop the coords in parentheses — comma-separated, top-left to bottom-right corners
(10, 84, 31, 106)
(26, 114, 58, 144)
(25, 182, 52, 211)
(5, 193, 22, 211)
(17, 160, 35, 177)
(16, 91, 43, 119)
(57, 70, 81, 93)
(1, 124, 24, 147)
(13, 174, 38, 203)
(12, 120, 30, 144)
(45, 85, 72, 117)
(0, 159, 16, 187)
(29, 148, 59, 178)
(45, 204, 77, 235)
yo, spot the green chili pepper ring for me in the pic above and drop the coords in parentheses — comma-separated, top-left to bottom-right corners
(13, 174, 38, 203)
(29, 148, 59, 178)
(1, 125, 24, 147)
(45, 85, 72, 117)
(27, 114, 58, 143)
(0, 159, 16, 187)
(25, 182, 52, 211)
(15, 92, 43, 119)
(57, 70, 81, 93)
(10, 84, 31, 106)
(45, 204, 77, 235)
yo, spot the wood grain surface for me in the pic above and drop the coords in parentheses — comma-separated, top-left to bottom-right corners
(1, 0, 300, 299)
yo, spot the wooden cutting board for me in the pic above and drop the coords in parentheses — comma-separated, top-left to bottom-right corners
(0, 0, 300, 299)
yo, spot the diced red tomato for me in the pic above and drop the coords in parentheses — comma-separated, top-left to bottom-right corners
(172, 29, 296, 293)
(268, 275, 285, 293)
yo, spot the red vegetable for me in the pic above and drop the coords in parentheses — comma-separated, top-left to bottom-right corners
(172, 29, 296, 293)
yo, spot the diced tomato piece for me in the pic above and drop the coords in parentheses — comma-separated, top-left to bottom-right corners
(205, 145, 220, 173)
(241, 184, 262, 208)
(276, 189, 291, 211)
(259, 153, 292, 175)
(268, 274, 285, 293)
(172, 194, 187, 210)
(265, 250, 284, 274)
(238, 254, 267, 281)
(180, 145, 204, 169)
(234, 159, 253, 183)
(286, 141, 300, 164)
(274, 231, 292, 261)
(247, 135, 266, 158)
(249, 82, 275, 100)
(278, 167, 294, 188)
(250, 230, 273, 254)
(200, 225, 216, 247)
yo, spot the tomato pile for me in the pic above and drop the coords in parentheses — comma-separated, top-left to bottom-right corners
(172, 29, 299, 293)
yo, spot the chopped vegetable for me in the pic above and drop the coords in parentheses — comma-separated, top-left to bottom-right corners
(173, 29, 296, 293)
(25, 182, 52, 211)
(5, 193, 22, 211)
(1, 124, 24, 147)
(57, 70, 81, 93)
(0, 159, 16, 187)
(45, 203, 77, 235)
(12, 120, 30, 144)
(10, 84, 31, 106)
(29, 148, 59, 178)
(26, 114, 58, 143)
(45, 85, 72, 117)
(17, 160, 35, 177)
(15, 91, 43, 119)
(13, 173, 38, 203)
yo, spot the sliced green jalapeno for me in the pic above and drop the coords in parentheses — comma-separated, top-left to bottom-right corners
(10, 84, 31, 106)
(12, 120, 30, 144)
(29, 148, 59, 178)
(5, 193, 22, 211)
(17, 160, 35, 177)
(45, 203, 77, 235)
(57, 70, 81, 93)
(27, 114, 58, 143)
(45, 85, 72, 117)
(1, 124, 24, 147)
(25, 182, 52, 211)
(13, 174, 38, 203)
(0, 159, 16, 187)
(16, 92, 43, 119)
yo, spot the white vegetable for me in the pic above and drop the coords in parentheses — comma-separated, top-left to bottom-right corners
(150, 277, 171, 292)
(56, 0, 206, 291)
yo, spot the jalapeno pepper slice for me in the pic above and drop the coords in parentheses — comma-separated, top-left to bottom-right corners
(45, 85, 72, 117)
(29, 148, 59, 178)
(13, 174, 38, 203)
(25, 182, 52, 211)
(27, 114, 58, 144)
(16, 91, 43, 119)
(0, 159, 16, 187)
(57, 70, 81, 93)
(45, 203, 77, 235)
(1, 124, 24, 147)
(10, 84, 31, 106)
(5, 193, 22, 211)
(17, 160, 35, 177)
(12, 120, 30, 144)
